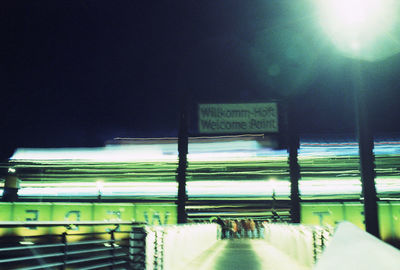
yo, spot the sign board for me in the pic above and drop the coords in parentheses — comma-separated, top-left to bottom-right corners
(198, 102, 279, 134)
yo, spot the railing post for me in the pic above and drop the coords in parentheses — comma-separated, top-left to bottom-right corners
(312, 229, 317, 264)
(160, 230, 164, 270)
(152, 228, 166, 270)
(154, 230, 159, 270)
(320, 229, 325, 252)
(110, 229, 116, 269)
(61, 231, 68, 270)
(129, 226, 146, 270)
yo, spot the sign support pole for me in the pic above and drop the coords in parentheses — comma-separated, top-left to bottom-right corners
(177, 98, 188, 224)
(287, 100, 301, 223)
(2, 174, 19, 202)
(353, 63, 380, 238)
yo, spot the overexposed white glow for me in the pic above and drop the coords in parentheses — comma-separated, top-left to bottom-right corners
(324, 0, 381, 30)
(300, 178, 362, 196)
(17, 180, 291, 198)
(13, 177, 400, 198)
(376, 177, 400, 193)
(10, 138, 400, 163)
(10, 140, 270, 162)
(14, 175, 400, 199)
(187, 180, 290, 198)
(9, 139, 289, 163)
(314, 0, 400, 61)
(19, 241, 35, 245)
(10, 145, 177, 162)
(96, 180, 104, 191)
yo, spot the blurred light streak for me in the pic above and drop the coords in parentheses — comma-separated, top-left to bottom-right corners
(6, 138, 400, 200)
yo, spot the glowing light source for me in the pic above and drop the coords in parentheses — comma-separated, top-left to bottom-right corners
(11, 177, 400, 199)
(96, 181, 104, 191)
(314, 0, 400, 61)
(10, 145, 177, 162)
(19, 241, 35, 245)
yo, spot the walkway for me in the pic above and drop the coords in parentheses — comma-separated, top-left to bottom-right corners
(184, 239, 310, 270)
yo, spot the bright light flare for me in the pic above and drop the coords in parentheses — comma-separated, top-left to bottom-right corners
(325, 0, 384, 30)
(314, 0, 400, 61)
(96, 180, 104, 192)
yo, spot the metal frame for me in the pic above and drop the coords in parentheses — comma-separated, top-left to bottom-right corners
(0, 221, 146, 270)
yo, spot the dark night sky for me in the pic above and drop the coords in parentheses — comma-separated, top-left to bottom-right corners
(1, 0, 400, 155)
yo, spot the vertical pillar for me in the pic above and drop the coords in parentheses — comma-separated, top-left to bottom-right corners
(288, 135, 301, 223)
(287, 100, 301, 223)
(353, 63, 380, 238)
(110, 229, 116, 267)
(177, 99, 188, 224)
(2, 173, 19, 202)
(129, 226, 146, 269)
(61, 231, 68, 270)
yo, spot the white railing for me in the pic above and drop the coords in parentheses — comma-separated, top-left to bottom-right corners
(263, 223, 333, 268)
(145, 223, 220, 270)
